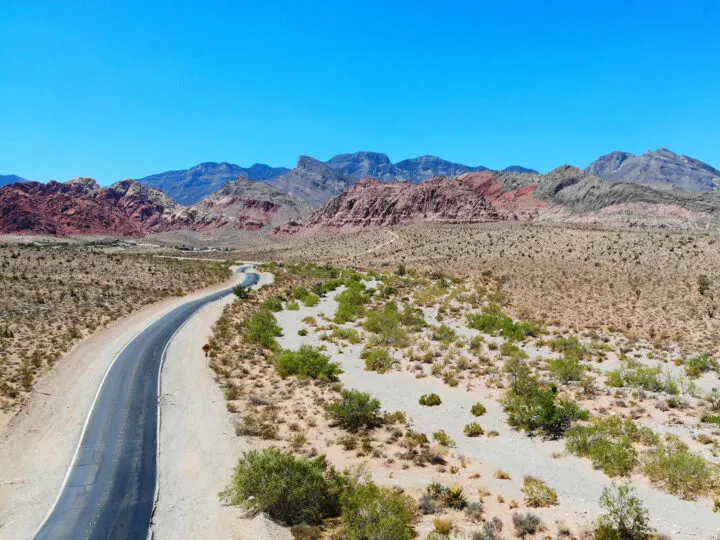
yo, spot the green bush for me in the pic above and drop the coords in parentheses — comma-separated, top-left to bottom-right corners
(263, 296, 283, 312)
(464, 422, 484, 437)
(642, 441, 715, 499)
(471, 402, 487, 416)
(341, 481, 416, 540)
(566, 416, 657, 477)
(333, 326, 362, 344)
(363, 348, 395, 373)
(606, 363, 683, 395)
(547, 336, 587, 361)
(303, 293, 320, 307)
(547, 355, 586, 383)
(298, 329, 308, 336)
(232, 285, 250, 298)
(503, 383, 588, 439)
(433, 325, 456, 344)
(275, 345, 342, 380)
(245, 309, 283, 349)
(433, 429, 456, 447)
(219, 448, 343, 526)
(594, 484, 652, 540)
(325, 390, 383, 431)
(521, 476, 558, 507)
(286, 300, 300, 311)
(334, 282, 368, 323)
(362, 303, 411, 348)
(684, 353, 718, 377)
(466, 305, 543, 342)
(419, 393, 442, 406)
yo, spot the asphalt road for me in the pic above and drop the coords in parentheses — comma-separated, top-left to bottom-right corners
(35, 267, 259, 540)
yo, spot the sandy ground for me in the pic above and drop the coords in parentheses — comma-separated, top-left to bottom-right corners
(150, 271, 290, 540)
(273, 288, 720, 539)
(0, 268, 249, 540)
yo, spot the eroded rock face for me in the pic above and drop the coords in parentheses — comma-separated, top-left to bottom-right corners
(193, 178, 312, 228)
(0, 178, 228, 236)
(276, 167, 720, 235)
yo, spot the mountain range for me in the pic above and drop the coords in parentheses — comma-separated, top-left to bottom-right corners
(2, 147, 720, 238)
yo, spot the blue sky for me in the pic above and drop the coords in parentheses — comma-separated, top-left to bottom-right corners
(1, 1, 719, 184)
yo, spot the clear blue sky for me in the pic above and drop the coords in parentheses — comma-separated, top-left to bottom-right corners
(1, 0, 719, 184)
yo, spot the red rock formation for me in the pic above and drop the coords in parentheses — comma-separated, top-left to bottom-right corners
(0, 178, 229, 237)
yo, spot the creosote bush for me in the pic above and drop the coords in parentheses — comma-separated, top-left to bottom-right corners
(642, 440, 716, 499)
(471, 402, 487, 416)
(594, 484, 653, 540)
(341, 480, 416, 540)
(362, 347, 395, 373)
(419, 393, 442, 406)
(274, 345, 342, 380)
(245, 309, 283, 349)
(521, 476, 558, 507)
(219, 449, 343, 526)
(566, 415, 658, 477)
(325, 390, 383, 432)
(464, 422, 484, 437)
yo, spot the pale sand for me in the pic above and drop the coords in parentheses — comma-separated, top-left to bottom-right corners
(272, 288, 720, 539)
(0, 269, 249, 540)
(150, 271, 290, 540)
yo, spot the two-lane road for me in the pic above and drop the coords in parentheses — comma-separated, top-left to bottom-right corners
(35, 267, 259, 540)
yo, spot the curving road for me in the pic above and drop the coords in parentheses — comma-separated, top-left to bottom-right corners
(35, 266, 259, 540)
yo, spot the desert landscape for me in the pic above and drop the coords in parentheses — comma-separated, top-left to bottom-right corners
(3, 3, 720, 537)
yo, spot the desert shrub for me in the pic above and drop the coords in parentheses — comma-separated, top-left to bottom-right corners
(442, 485, 467, 509)
(341, 480, 416, 540)
(464, 422, 484, 437)
(418, 493, 443, 514)
(334, 282, 368, 323)
(232, 284, 250, 299)
(642, 442, 715, 499)
(472, 517, 503, 540)
(433, 324, 456, 344)
(566, 416, 657, 477)
(594, 484, 653, 540)
(548, 355, 587, 383)
(471, 402, 487, 416)
(433, 430, 456, 447)
(302, 293, 320, 307)
(521, 476, 558, 507)
(363, 303, 411, 348)
(606, 363, 683, 395)
(548, 336, 587, 361)
(245, 309, 283, 349)
(290, 524, 322, 540)
(286, 300, 300, 311)
(333, 326, 362, 344)
(298, 329, 308, 336)
(684, 353, 718, 377)
(263, 296, 283, 312)
(512, 512, 545, 537)
(465, 501, 484, 521)
(432, 518, 454, 535)
(219, 449, 343, 526)
(325, 390, 383, 431)
(503, 383, 588, 438)
(363, 348, 395, 373)
(419, 393, 442, 406)
(275, 345, 342, 380)
(499, 342, 527, 359)
(466, 305, 543, 342)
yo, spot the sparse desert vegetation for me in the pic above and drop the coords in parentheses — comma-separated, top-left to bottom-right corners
(208, 257, 720, 538)
(0, 242, 232, 416)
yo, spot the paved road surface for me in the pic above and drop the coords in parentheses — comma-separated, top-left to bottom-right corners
(35, 267, 258, 540)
